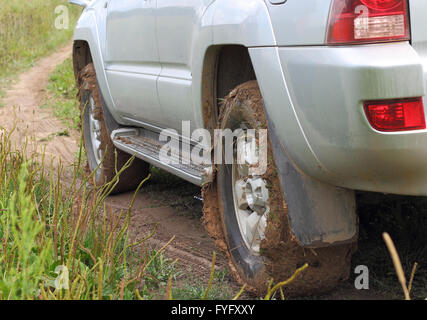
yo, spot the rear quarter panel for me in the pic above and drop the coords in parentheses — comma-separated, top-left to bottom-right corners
(265, 0, 332, 46)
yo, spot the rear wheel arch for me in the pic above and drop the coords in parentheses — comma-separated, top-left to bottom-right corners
(201, 44, 257, 131)
(201, 43, 358, 248)
(72, 40, 93, 84)
(73, 40, 119, 134)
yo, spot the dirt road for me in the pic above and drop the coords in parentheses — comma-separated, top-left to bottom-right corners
(0, 45, 397, 300)
(0, 44, 78, 163)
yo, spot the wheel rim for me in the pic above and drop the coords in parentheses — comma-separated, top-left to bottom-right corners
(231, 131, 269, 254)
(88, 96, 103, 165)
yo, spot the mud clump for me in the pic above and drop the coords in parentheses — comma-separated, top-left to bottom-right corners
(202, 182, 227, 253)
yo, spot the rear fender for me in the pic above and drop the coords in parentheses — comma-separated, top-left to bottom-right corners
(249, 47, 358, 247)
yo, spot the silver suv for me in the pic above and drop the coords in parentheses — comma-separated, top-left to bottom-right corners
(70, 0, 426, 295)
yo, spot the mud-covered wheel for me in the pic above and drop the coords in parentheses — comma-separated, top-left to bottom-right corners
(78, 63, 150, 193)
(203, 81, 356, 296)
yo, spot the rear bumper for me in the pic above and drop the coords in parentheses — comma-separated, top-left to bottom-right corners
(250, 42, 427, 196)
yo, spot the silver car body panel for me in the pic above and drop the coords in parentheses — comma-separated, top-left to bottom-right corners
(258, 42, 427, 196)
(265, 0, 331, 46)
(73, 0, 279, 133)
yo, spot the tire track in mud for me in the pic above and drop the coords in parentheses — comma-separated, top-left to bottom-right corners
(0, 44, 237, 294)
(106, 191, 232, 284)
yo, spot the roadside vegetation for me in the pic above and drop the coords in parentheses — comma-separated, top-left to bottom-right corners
(0, 126, 152, 299)
(43, 58, 80, 130)
(0, 125, 238, 300)
(0, 0, 80, 93)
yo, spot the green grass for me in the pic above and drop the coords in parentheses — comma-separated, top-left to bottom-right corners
(43, 58, 80, 129)
(0, 125, 245, 300)
(0, 0, 80, 81)
(0, 0, 80, 109)
(172, 267, 234, 300)
(0, 122, 180, 299)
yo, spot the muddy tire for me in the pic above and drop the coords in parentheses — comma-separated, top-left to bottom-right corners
(203, 81, 356, 297)
(78, 63, 150, 193)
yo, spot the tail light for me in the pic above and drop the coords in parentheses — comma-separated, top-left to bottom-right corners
(327, 0, 410, 44)
(364, 98, 426, 132)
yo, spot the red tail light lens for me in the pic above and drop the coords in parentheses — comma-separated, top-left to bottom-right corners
(327, 0, 410, 44)
(364, 98, 426, 132)
(361, 0, 402, 11)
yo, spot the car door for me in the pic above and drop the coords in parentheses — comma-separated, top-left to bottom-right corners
(155, 0, 215, 133)
(104, 0, 163, 127)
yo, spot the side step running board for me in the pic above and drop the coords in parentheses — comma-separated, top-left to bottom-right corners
(111, 128, 213, 186)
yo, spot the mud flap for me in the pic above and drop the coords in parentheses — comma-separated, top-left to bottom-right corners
(266, 113, 358, 248)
